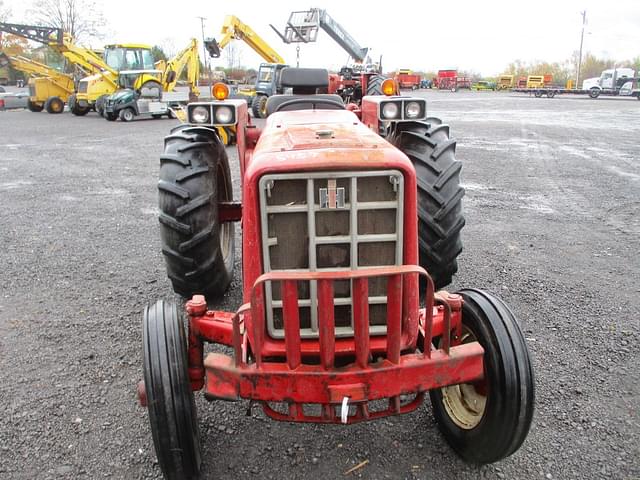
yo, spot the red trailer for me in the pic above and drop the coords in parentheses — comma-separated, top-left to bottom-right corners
(437, 69, 458, 90)
(394, 69, 421, 90)
(456, 76, 471, 89)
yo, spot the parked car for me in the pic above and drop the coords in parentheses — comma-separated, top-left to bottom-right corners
(471, 81, 496, 91)
(0, 91, 30, 110)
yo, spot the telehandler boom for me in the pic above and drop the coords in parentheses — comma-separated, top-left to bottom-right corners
(205, 15, 285, 64)
(204, 15, 288, 119)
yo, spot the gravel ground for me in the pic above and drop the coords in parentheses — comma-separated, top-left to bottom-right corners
(0, 91, 638, 479)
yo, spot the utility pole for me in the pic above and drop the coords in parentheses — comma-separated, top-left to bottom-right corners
(576, 10, 586, 89)
(196, 16, 209, 90)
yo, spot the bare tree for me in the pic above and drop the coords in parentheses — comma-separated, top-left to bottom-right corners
(224, 42, 243, 71)
(28, 0, 105, 43)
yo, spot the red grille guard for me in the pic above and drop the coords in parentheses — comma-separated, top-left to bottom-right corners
(187, 266, 485, 423)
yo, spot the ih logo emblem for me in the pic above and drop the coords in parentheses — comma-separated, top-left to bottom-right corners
(319, 179, 345, 209)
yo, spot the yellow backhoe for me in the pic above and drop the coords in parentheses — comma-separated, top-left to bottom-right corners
(0, 23, 165, 116)
(102, 38, 201, 122)
(0, 52, 74, 113)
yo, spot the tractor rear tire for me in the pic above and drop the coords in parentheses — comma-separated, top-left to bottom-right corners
(251, 95, 268, 118)
(159, 126, 235, 299)
(27, 100, 44, 112)
(429, 289, 534, 464)
(388, 118, 464, 289)
(44, 96, 65, 114)
(143, 300, 201, 479)
(366, 74, 387, 96)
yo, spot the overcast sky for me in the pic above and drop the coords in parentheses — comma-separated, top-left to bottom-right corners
(10, 0, 640, 75)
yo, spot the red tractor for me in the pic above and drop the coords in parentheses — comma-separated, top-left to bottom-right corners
(140, 68, 534, 479)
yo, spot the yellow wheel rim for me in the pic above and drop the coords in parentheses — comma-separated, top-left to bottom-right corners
(440, 327, 487, 429)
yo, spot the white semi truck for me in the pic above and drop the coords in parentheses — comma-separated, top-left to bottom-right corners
(582, 67, 636, 98)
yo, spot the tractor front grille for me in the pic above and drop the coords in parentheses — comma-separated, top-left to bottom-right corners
(259, 170, 404, 339)
(28, 85, 36, 97)
(78, 80, 88, 94)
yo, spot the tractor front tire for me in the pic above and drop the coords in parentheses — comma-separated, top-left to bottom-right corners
(159, 126, 235, 299)
(429, 289, 534, 464)
(143, 300, 201, 479)
(27, 100, 44, 112)
(44, 96, 65, 114)
(388, 118, 464, 289)
(251, 95, 268, 118)
(104, 111, 118, 121)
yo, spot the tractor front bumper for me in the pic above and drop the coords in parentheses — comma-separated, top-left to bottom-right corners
(186, 266, 485, 423)
(203, 343, 483, 423)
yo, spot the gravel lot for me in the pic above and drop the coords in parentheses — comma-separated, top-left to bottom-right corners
(0, 91, 638, 479)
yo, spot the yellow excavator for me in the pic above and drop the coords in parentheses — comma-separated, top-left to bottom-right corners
(0, 52, 74, 113)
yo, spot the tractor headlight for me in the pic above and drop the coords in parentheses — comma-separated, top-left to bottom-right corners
(214, 105, 234, 124)
(189, 106, 209, 123)
(381, 102, 400, 119)
(190, 106, 210, 124)
(405, 101, 422, 118)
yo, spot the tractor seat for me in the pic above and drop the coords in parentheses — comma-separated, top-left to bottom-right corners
(266, 67, 344, 116)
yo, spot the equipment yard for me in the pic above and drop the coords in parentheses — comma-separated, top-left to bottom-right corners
(1, 90, 638, 479)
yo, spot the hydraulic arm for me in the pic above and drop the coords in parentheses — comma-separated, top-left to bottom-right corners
(0, 53, 73, 89)
(161, 38, 200, 96)
(0, 22, 115, 82)
(0, 51, 75, 112)
(205, 15, 285, 64)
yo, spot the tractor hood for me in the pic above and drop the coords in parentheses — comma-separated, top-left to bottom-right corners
(247, 109, 414, 179)
(255, 109, 390, 153)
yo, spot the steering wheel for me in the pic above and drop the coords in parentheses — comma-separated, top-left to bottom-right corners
(273, 98, 345, 112)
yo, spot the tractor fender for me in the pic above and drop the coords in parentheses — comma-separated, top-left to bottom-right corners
(165, 124, 221, 147)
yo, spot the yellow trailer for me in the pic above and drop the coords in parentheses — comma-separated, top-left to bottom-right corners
(497, 75, 514, 90)
(526, 75, 545, 89)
